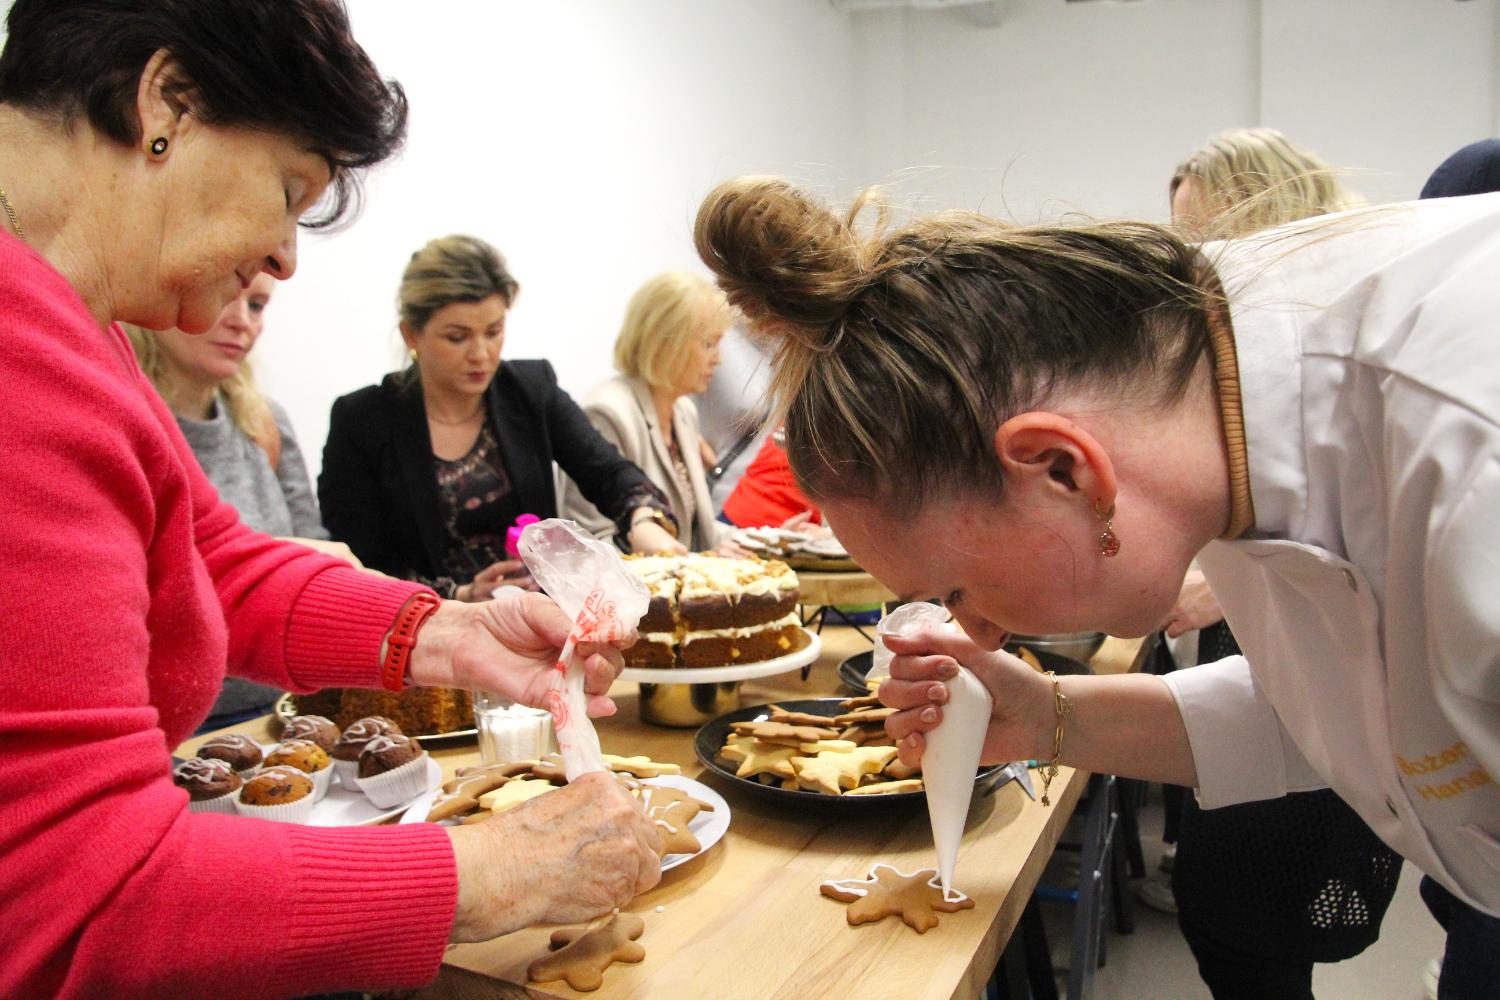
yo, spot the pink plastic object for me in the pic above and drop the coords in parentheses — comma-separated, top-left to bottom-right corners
(505, 514, 541, 559)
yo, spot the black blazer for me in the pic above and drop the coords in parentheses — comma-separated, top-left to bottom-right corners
(319, 360, 659, 581)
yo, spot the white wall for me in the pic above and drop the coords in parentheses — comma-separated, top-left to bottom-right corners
(257, 0, 861, 480)
(5, 0, 1497, 483)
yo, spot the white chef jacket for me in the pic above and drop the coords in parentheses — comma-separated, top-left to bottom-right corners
(1161, 192, 1500, 916)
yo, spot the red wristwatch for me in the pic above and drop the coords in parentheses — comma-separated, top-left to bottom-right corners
(381, 592, 443, 691)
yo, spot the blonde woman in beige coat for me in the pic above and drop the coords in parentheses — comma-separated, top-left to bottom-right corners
(561, 272, 742, 553)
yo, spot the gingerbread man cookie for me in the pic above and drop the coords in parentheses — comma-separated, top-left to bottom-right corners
(767, 704, 842, 728)
(729, 720, 839, 746)
(820, 864, 974, 933)
(528, 912, 646, 992)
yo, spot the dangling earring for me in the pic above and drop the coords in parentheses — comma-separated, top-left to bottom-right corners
(1095, 499, 1120, 557)
(149, 137, 169, 157)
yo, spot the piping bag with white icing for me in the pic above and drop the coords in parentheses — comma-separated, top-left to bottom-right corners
(872, 603, 994, 899)
(518, 519, 650, 780)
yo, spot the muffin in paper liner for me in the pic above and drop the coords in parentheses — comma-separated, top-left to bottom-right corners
(306, 764, 334, 802)
(187, 791, 238, 815)
(332, 758, 361, 788)
(234, 794, 316, 824)
(356, 752, 433, 808)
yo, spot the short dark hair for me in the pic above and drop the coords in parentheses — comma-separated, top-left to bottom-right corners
(0, 0, 407, 229)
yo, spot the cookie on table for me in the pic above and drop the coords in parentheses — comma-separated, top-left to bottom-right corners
(820, 863, 973, 933)
(528, 913, 646, 992)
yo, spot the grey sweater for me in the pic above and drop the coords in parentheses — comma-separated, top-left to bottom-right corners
(177, 394, 326, 719)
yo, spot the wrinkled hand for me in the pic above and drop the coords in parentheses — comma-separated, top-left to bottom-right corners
(447, 773, 662, 941)
(1160, 569, 1224, 638)
(409, 591, 629, 718)
(628, 519, 688, 555)
(879, 631, 1052, 768)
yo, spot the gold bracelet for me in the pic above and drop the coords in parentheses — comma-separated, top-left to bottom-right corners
(1039, 670, 1073, 806)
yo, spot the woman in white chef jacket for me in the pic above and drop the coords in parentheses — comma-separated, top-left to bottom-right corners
(691, 176, 1500, 998)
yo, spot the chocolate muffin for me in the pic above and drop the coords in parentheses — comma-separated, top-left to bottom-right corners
(239, 765, 315, 806)
(332, 716, 401, 763)
(263, 739, 331, 775)
(358, 733, 424, 778)
(196, 733, 263, 772)
(172, 757, 242, 801)
(280, 715, 339, 753)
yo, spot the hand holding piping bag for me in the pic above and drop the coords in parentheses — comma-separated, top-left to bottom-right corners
(518, 518, 650, 780)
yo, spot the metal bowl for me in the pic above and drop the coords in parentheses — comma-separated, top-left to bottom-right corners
(1007, 632, 1106, 663)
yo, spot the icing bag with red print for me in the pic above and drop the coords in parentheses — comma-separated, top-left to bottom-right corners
(518, 518, 650, 780)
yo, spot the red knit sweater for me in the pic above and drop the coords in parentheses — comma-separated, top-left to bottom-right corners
(0, 233, 458, 998)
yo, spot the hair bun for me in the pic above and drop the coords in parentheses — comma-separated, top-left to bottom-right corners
(694, 177, 872, 340)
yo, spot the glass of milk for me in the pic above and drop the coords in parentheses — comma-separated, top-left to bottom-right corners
(473, 690, 555, 764)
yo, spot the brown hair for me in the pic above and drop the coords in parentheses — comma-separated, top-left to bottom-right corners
(0, 0, 407, 228)
(694, 177, 1218, 515)
(398, 235, 519, 334)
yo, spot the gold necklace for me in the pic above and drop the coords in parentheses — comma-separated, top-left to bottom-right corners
(0, 188, 25, 242)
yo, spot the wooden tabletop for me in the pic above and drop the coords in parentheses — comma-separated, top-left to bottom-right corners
(179, 628, 1147, 1000)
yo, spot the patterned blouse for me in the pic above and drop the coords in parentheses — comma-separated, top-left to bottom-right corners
(421, 419, 671, 598)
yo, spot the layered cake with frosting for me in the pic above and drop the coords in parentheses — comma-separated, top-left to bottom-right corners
(625, 554, 804, 668)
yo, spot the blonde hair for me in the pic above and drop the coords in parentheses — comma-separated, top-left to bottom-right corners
(399, 234, 519, 333)
(613, 272, 730, 390)
(125, 325, 282, 468)
(694, 177, 1218, 515)
(1171, 127, 1363, 237)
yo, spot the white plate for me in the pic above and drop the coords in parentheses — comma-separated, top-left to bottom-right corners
(399, 773, 729, 872)
(619, 629, 822, 685)
(253, 744, 441, 826)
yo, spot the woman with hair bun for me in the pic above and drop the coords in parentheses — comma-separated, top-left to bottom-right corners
(695, 174, 1500, 998)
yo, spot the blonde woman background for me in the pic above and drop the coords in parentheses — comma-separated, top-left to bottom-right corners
(1146, 128, 1403, 1000)
(561, 271, 740, 552)
(128, 274, 358, 729)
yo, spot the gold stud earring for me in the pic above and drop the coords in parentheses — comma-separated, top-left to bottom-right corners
(408, 348, 418, 362)
(1095, 499, 1120, 558)
(149, 137, 169, 156)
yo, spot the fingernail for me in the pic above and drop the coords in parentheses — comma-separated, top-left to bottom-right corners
(920, 707, 938, 723)
(905, 735, 921, 750)
(938, 662, 958, 679)
(928, 684, 948, 703)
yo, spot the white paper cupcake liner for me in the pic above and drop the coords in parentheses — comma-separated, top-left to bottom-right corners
(234, 791, 316, 824)
(355, 753, 432, 808)
(307, 764, 334, 802)
(187, 791, 238, 815)
(332, 757, 361, 788)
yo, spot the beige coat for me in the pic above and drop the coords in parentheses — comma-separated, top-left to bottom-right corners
(559, 375, 730, 551)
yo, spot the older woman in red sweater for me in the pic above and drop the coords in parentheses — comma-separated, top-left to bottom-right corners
(0, 3, 658, 997)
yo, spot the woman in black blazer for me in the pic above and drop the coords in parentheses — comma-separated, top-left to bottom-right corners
(320, 235, 684, 600)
